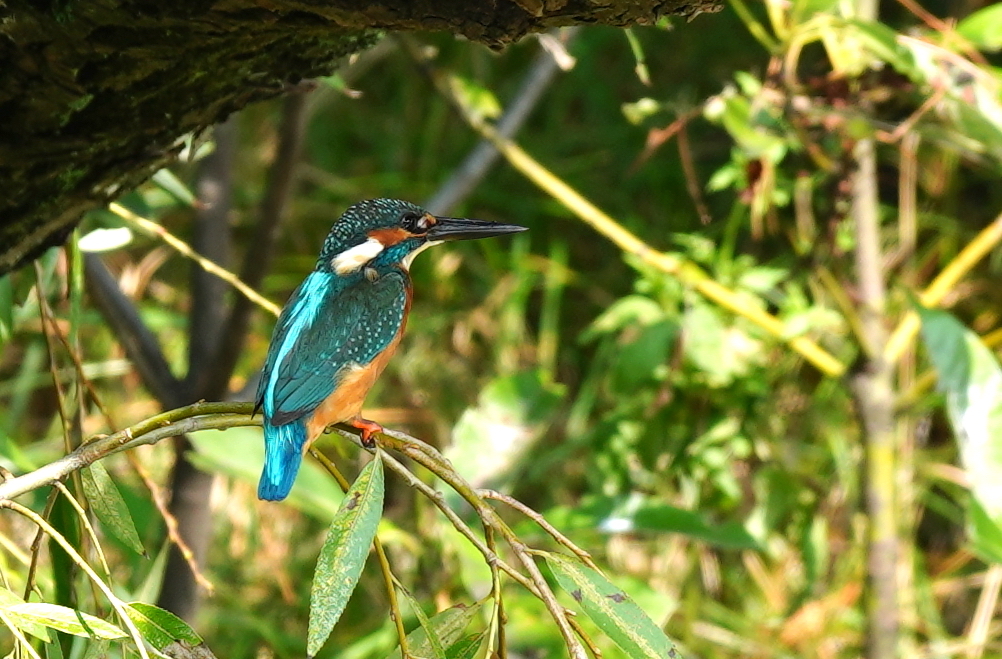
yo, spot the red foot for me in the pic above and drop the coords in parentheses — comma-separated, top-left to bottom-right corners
(350, 417, 383, 448)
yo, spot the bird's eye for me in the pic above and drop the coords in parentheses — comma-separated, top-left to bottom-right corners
(401, 212, 426, 234)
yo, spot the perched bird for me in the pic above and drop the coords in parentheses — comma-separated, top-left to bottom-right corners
(256, 198, 527, 501)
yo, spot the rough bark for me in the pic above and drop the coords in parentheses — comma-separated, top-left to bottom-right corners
(0, 0, 697, 275)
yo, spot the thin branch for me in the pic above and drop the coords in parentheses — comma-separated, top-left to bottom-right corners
(884, 210, 1002, 364)
(677, 124, 712, 225)
(423, 27, 579, 216)
(205, 91, 309, 400)
(0, 402, 257, 501)
(369, 428, 587, 659)
(84, 253, 185, 407)
(126, 452, 215, 594)
(2, 500, 152, 659)
(356, 439, 536, 595)
(109, 202, 281, 318)
(477, 489, 597, 569)
(403, 40, 846, 377)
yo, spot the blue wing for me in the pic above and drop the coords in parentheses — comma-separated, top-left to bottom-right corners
(256, 269, 408, 425)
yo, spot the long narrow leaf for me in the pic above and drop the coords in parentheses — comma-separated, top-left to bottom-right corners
(395, 584, 447, 659)
(124, 602, 203, 650)
(545, 553, 682, 659)
(384, 602, 484, 659)
(918, 307, 1002, 520)
(4, 603, 126, 640)
(308, 456, 385, 657)
(0, 588, 50, 641)
(81, 463, 145, 556)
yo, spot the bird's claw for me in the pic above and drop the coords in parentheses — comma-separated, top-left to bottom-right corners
(351, 418, 383, 449)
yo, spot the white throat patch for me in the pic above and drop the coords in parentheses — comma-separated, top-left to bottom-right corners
(332, 237, 385, 275)
(401, 240, 441, 270)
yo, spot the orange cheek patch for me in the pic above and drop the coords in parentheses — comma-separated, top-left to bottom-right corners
(369, 227, 411, 246)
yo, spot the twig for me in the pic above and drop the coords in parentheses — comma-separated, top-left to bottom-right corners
(403, 41, 846, 377)
(477, 489, 597, 569)
(52, 481, 112, 582)
(677, 125, 712, 224)
(0, 402, 258, 501)
(423, 27, 579, 216)
(883, 210, 1002, 364)
(22, 489, 58, 601)
(349, 437, 537, 595)
(126, 452, 215, 593)
(309, 448, 410, 659)
(369, 427, 587, 659)
(1, 500, 152, 659)
(206, 92, 308, 399)
(108, 202, 281, 318)
(84, 253, 185, 407)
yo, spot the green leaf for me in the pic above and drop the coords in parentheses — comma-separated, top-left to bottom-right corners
(545, 553, 683, 659)
(395, 586, 446, 659)
(444, 633, 487, 659)
(384, 602, 484, 659)
(446, 371, 565, 496)
(602, 502, 760, 550)
(124, 602, 203, 650)
(917, 306, 1002, 521)
(151, 169, 196, 207)
(448, 76, 501, 121)
(968, 498, 1002, 565)
(308, 456, 385, 657)
(81, 462, 145, 556)
(44, 635, 64, 659)
(0, 588, 50, 641)
(958, 4, 1002, 52)
(3, 604, 126, 640)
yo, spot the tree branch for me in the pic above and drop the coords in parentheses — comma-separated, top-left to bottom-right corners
(423, 28, 579, 216)
(186, 119, 237, 394)
(83, 254, 184, 407)
(204, 92, 309, 401)
(847, 134, 899, 659)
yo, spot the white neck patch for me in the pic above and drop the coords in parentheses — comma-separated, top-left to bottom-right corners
(401, 240, 441, 270)
(332, 237, 385, 275)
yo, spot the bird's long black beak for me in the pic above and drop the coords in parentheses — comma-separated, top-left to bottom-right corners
(427, 216, 528, 242)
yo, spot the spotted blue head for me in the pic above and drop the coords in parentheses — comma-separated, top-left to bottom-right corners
(317, 198, 527, 277)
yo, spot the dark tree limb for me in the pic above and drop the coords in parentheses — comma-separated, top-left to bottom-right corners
(186, 119, 237, 395)
(203, 92, 310, 401)
(0, 0, 704, 276)
(83, 254, 184, 407)
(157, 120, 239, 621)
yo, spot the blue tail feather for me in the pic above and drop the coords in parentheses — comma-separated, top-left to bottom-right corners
(258, 421, 308, 501)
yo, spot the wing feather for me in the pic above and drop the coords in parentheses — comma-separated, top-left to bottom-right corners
(258, 270, 408, 425)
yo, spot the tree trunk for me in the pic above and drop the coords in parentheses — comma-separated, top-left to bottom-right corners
(0, 0, 696, 275)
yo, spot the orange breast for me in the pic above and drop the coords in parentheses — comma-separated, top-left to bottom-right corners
(304, 321, 407, 446)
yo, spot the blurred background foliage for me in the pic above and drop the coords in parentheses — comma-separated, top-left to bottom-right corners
(2, 0, 1002, 656)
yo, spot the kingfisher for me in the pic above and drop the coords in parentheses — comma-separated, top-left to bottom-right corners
(255, 198, 526, 501)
